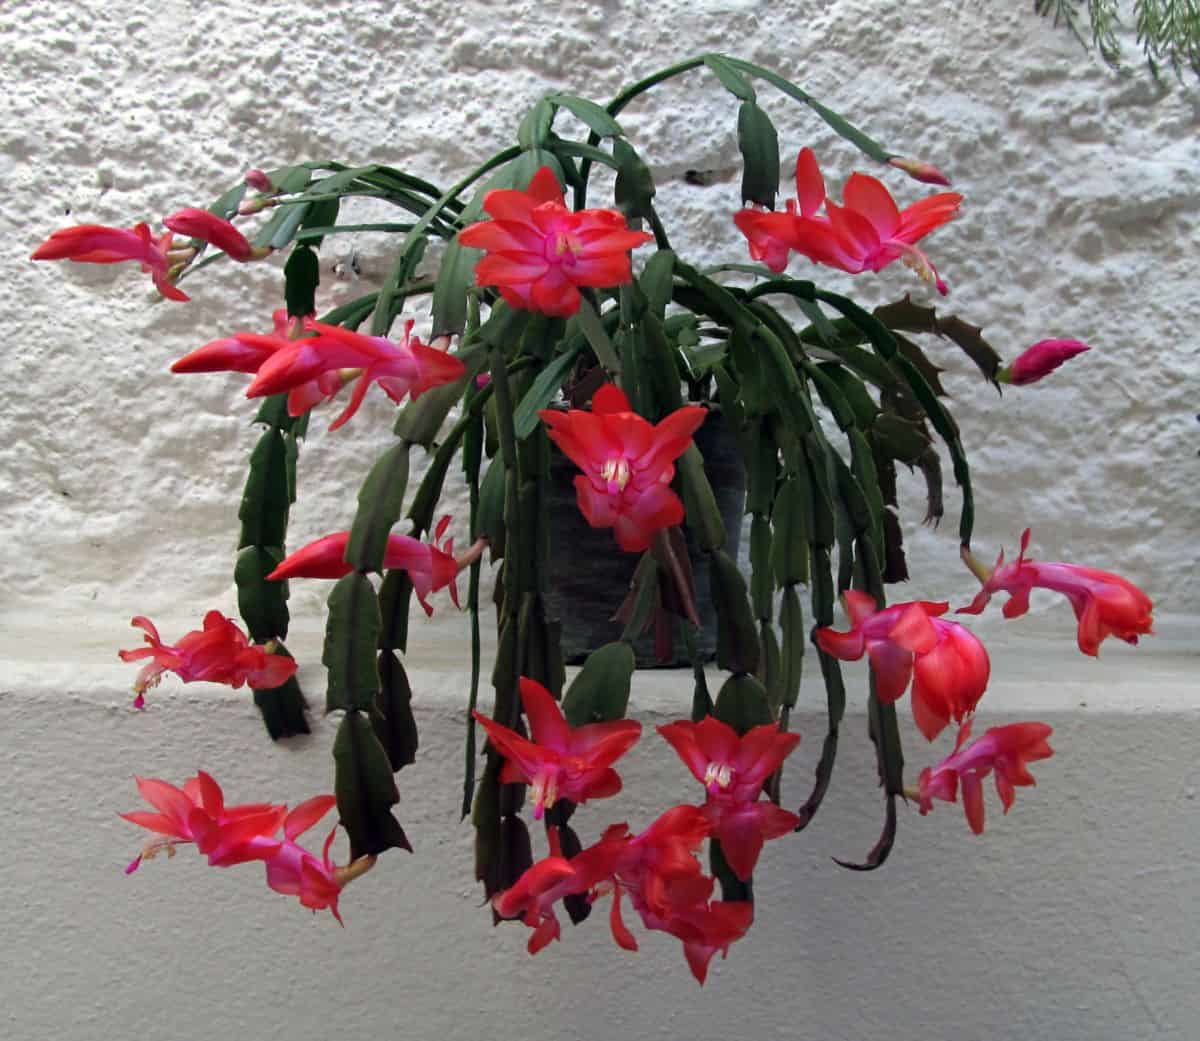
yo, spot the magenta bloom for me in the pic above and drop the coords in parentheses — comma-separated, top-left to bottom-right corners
(121, 771, 286, 874)
(245, 318, 465, 430)
(1002, 339, 1091, 385)
(262, 796, 351, 924)
(814, 590, 990, 741)
(472, 676, 642, 819)
(171, 309, 343, 417)
(163, 208, 264, 262)
(735, 147, 962, 294)
(31, 221, 189, 301)
(118, 611, 297, 708)
(658, 716, 801, 881)
(917, 719, 1055, 834)
(458, 166, 654, 318)
(959, 528, 1154, 656)
(268, 516, 481, 616)
(540, 383, 707, 553)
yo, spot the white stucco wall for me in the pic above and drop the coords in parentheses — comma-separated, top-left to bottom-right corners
(2, 1, 1197, 1039)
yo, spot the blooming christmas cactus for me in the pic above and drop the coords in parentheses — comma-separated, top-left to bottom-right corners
(35, 54, 1150, 983)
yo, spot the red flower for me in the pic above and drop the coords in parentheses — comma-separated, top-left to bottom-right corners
(245, 318, 465, 430)
(457, 166, 653, 317)
(1001, 339, 1091, 386)
(117, 611, 297, 708)
(814, 590, 990, 741)
(733, 147, 832, 273)
(472, 676, 642, 819)
(734, 148, 962, 294)
(539, 383, 706, 552)
(493, 854, 581, 953)
(916, 719, 1055, 834)
(657, 716, 800, 881)
(665, 900, 755, 985)
(959, 528, 1154, 657)
(171, 309, 343, 417)
(162, 208, 266, 262)
(31, 221, 189, 301)
(268, 517, 484, 616)
(121, 771, 286, 874)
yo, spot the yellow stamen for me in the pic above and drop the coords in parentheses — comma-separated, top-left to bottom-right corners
(600, 457, 631, 491)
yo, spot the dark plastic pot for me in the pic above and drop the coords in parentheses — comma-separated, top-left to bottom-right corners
(543, 410, 746, 667)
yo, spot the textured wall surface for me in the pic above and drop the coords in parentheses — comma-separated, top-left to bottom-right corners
(2, 0, 1197, 624)
(2, 1, 1198, 1039)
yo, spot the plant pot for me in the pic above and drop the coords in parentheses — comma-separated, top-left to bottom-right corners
(543, 410, 746, 667)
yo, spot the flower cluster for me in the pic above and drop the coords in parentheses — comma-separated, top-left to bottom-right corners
(474, 680, 800, 983)
(32, 208, 269, 301)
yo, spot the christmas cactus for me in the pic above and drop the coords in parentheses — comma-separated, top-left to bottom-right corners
(36, 54, 1150, 984)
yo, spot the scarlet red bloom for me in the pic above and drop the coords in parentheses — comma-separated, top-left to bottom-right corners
(814, 590, 990, 741)
(245, 318, 465, 430)
(658, 716, 800, 881)
(268, 516, 483, 616)
(171, 309, 343, 417)
(493, 854, 582, 953)
(735, 147, 962, 294)
(916, 719, 1054, 834)
(472, 676, 642, 819)
(1001, 339, 1091, 386)
(31, 221, 189, 301)
(457, 166, 653, 317)
(540, 383, 706, 552)
(666, 900, 755, 985)
(117, 611, 297, 708)
(959, 528, 1154, 657)
(163, 208, 264, 262)
(121, 771, 286, 874)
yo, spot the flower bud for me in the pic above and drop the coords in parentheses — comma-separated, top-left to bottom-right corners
(887, 155, 952, 186)
(244, 168, 274, 193)
(1000, 339, 1090, 385)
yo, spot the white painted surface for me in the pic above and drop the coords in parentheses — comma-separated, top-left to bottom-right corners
(3, 1, 1198, 1038)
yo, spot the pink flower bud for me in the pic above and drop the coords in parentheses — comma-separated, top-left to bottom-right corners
(1003, 339, 1090, 386)
(244, 168, 274, 193)
(887, 155, 952, 187)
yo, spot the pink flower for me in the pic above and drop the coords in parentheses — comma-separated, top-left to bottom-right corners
(162, 208, 265, 262)
(472, 676, 642, 819)
(170, 309, 343, 417)
(916, 719, 1055, 834)
(814, 590, 990, 741)
(121, 771, 286, 874)
(457, 166, 654, 317)
(657, 716, 800, 881)
(959, 529, 1154, 656)
(1001, 339, 1091, 385)
(245, 318, 465, 430)
(31, 221, 189, 301)
(261, 796, 352, 924)
(117, 611, 297, 708)
(539, 383, 707, 553)
(267, 517, 484, 616)
(734, 148, 963, 294)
